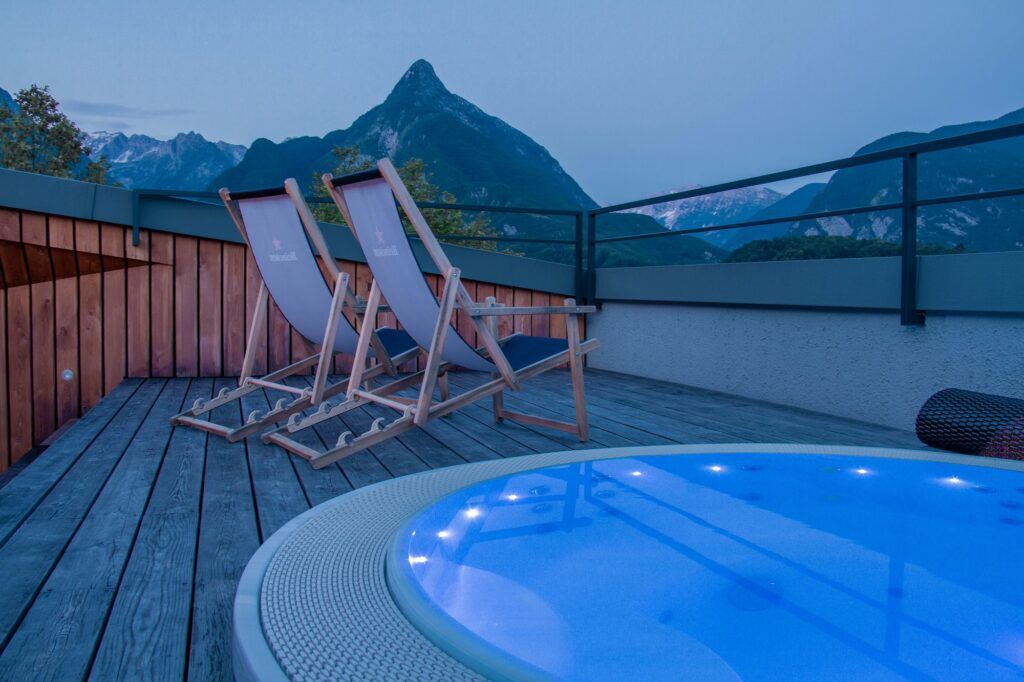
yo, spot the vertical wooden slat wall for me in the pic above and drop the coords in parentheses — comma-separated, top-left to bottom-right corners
(0, 209, 584, 473)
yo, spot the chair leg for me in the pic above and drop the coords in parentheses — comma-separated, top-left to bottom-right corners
(438, 371, 450, 402)
(492, 389, 504, 423)
(566, 308, 589, 442)
(485, 296, 504, 424)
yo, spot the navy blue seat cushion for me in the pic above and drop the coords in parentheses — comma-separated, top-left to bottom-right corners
(498, 335, 569, 371)
(376, 327, 418, 358)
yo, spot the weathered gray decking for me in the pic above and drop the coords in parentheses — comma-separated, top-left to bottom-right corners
(0, 369, 923, 681)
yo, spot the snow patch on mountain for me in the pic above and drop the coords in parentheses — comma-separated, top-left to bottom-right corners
(85, 131, 247, 189)
(624, 184, 784, 247)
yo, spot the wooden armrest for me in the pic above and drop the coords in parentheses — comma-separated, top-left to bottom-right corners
(467, 305, 596, 317)
(352, 302, 391, 313)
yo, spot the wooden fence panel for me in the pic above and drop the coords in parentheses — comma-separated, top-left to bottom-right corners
(150, 232, 174, 377)
(101, 225, 126, 394)
(198, 239, 222, 376)
(126, 229, 150, 377)
(76, 221, 104, 412)
(0, 297, 6, 471)
(222, 243, 246, 376)
(25, 214, 55, 444)
(174, 236, 198, 376)
(50, 217, 79, 429)
(243, 250, 267, 377)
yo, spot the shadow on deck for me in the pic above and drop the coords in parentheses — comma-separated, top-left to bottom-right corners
(0, 369, 922, 679)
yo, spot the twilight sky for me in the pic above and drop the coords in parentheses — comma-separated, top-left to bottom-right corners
(3, 0, 1023, 202)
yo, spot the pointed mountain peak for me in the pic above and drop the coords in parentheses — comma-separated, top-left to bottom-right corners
(389, 59, 450, 102)
(404, 59, 440, 82)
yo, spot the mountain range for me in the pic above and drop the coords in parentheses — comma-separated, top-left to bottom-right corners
(626, 185, 783, 249)
(792, 107, 1024, 251)
(632, 108, 1024, 253)
(84, 131, 246, 189)
(4, 71, 1024, 259)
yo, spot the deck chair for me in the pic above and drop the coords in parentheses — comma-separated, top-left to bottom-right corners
(262, 159, 599, 468)
(170, 179, 420, 441)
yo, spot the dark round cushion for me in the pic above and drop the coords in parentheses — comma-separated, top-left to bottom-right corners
(916, 388, 1024, 460)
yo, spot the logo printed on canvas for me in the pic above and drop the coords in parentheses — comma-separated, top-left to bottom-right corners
(268, 236, 298, 262)
(372, 224, 398, 257)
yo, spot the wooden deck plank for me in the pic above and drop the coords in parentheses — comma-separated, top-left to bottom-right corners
(88, 379, 212, 681)
(493, 378, 664, 447)
(278, 378, 396, 491)
(531, 371, 753, 444)
(446, 371, 642, 448)
(0, 379, 187, 680)
(269, 378, 367, 499)
(578, 370, 921, 448)
(0, 378, 164, 649)
(335, 405, 431, 479)
(238, 386, 310, 540)
(0, 379, 142, 548)
(361, 399, 469, 470)
(186, 378, 260, 681)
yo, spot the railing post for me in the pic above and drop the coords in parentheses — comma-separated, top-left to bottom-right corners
(900, 153, 924, 326)
(574, 211, 585, 302)
(130, 189, 141, 246)
(586, 212, 597, 304)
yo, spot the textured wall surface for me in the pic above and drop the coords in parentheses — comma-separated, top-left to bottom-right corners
(588, 303, 1024, 431)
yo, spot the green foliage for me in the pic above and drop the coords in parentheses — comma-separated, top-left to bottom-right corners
(310, 145, 496, 250)
(0, 84, 112, 183)
(724, 235, 967, 263)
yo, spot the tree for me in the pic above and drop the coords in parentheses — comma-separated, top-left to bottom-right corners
(310, 145, 496, 250)
(0, 84, 111, 183)
(724, 234, 966, 263)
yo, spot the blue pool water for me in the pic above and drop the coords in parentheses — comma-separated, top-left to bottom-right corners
(387, 453, 1024, 681)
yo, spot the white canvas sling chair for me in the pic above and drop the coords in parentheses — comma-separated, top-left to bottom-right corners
(262, 159, 599, 469)
(170, 179, 420, 441)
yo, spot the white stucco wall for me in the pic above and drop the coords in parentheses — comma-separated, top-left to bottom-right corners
(588, 303, 1024, 431)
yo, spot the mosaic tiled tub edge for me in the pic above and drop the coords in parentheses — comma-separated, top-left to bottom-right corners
(234, 445, 1024, 682)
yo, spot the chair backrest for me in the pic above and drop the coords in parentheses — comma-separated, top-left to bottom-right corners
(229, 188, 363, 355)
(334, 175, 496, 372)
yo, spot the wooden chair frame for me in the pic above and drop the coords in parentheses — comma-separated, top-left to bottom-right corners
(262, 159, 599, 468)
(170, 179, 420, 441)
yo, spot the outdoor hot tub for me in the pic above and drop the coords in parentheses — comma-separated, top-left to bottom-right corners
(234, 445, 1024, 681)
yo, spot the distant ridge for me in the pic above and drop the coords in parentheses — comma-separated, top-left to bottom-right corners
(792, 107, 1024, 251)
(626, 185, 783, 248)
(85, 131, 246, 190)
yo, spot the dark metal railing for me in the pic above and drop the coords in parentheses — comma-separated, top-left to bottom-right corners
(591, 121, 1024, 325)
(131, 122, 1024, 326)
(129, 192, 578, 243)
